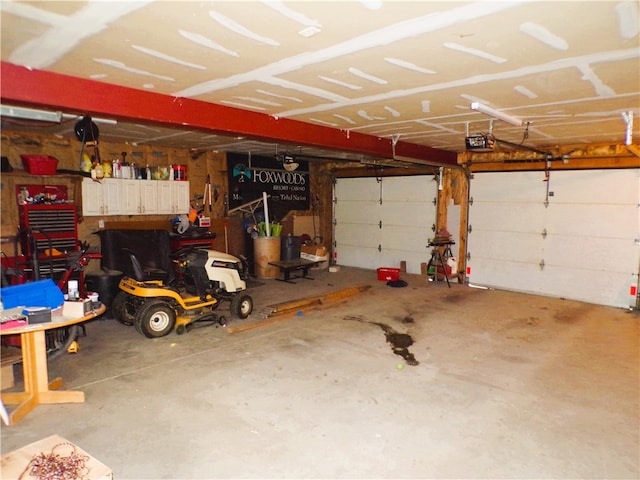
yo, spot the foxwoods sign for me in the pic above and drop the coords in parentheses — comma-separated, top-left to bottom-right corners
(227, 152, 310, 221)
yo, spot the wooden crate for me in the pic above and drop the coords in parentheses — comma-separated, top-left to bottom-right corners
(1, 435, 113, 480)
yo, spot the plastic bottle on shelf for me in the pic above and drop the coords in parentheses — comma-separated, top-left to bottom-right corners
(121, 161, 130, 179)
(112, 159, 121, 178)
(169, 164, 174, 181)
(94, 162, 104, 179)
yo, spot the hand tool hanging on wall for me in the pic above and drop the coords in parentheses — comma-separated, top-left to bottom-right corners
(208, 178, 212, 213)
(203, 174, 211, 213)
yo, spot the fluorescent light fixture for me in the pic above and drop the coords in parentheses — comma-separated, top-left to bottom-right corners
(0, 105, 62, 123)
(470, 102, 522, 127)
(61, 113, 117, 125)
(299, 26, 321, 38)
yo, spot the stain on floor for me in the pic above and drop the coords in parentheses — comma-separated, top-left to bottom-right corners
(344, 315, 419, 366)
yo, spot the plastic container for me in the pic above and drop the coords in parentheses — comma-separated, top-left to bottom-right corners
(20, 155, 58, 175)
(377, 267, 400, 282)
(173, 164, 187, 180)
(1, 279, 64, 309)
(280, 235, 301, 261)
(85, 269, 124, 313)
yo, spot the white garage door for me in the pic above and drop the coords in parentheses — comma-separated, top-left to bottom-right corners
(467, 169, 640, 308)
(334, 176, 437, 274)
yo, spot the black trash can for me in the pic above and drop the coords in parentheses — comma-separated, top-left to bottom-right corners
(280, 235, 301, 261)
(85, 269, 124, 317)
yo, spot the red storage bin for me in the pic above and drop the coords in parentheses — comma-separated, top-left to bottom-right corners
(20, 155, 58, 175)
(377, 267, 400, 281)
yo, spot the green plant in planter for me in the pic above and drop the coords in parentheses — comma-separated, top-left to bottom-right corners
(257, 222, 282, 237)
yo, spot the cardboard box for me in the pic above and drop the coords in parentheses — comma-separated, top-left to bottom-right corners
(62, 299, 92, 317)
(301, 245, 327, 258)
(1, 435, 113, 480)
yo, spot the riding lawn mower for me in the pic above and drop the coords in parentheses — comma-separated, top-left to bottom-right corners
(112, 246, 254, 338)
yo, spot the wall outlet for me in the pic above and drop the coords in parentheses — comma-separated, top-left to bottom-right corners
(98, 219, 105, 229)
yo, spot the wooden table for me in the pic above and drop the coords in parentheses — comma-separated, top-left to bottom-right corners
(268, 258, 321, 283)
(1, 304, 106, 425)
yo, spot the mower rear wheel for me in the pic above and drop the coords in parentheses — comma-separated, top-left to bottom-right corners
(230, 294, 253, 319)
(134, 300, 176, 338)
(112, 291, 138, 326)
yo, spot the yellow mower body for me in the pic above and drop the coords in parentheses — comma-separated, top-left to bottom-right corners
(118, 277, 218, 310)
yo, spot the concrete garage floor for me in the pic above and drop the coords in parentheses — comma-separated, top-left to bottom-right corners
(1, 266, 639, 479)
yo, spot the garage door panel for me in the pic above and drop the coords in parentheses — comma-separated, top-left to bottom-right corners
(382, 176, 436, 201)
(551, 169, 640, 203)
(544, 235, 634, 272)
(382, 225, 430, 250)
(470, 230, 542, 264)
(469, 259, 547, 294)
(335, 223, 379, 248)
(471, 203, 546, 232)
(540, 265, 633, 307)
(380, 201, 433, 226)
(335, 245, 379, 269)
(335, 201, 379, 224)
(548, 204, 637, 238)
(471, 172, 547, 202)
(335, 177, 380, 201)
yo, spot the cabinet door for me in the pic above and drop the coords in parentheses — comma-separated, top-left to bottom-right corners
(102, 179, 123, 215)
(140, 181, 158, 214)
(171, 181, 190, 213)
(121, 180, 141, 214)
(156, 181, 173, 214)
(82, 178, 104, 216)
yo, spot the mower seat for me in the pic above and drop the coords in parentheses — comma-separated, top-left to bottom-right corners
(122, 248, 169, 283)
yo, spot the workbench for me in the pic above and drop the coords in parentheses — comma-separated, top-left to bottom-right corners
(1, 304, 106, 425)
(268, 258, 320, 283)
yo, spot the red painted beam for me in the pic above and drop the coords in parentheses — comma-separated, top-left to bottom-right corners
(1, 62, 457, 166)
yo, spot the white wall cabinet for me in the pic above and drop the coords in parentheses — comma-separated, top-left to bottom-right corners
(81, 178, 104, 216)
(156, 181, 172, 214)
(156, 181, 190, 214)
(140, 181, 159, 214)
(83, 178, 189, 216)
(82, 178, 125, 215)
(170, 181, 190, 214)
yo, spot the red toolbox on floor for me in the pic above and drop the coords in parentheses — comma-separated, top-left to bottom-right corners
(377, 267, 400, 281)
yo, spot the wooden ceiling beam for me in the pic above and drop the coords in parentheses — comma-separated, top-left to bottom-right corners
(0, 62, 458, 167)
(459, 142, 640, 171)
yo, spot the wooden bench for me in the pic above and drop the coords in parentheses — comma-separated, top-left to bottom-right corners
(268, 259, 321, 283)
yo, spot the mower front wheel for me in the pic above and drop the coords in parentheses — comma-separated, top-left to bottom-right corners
(230, 294, 253, 319)
(134, 300, 176, 338)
